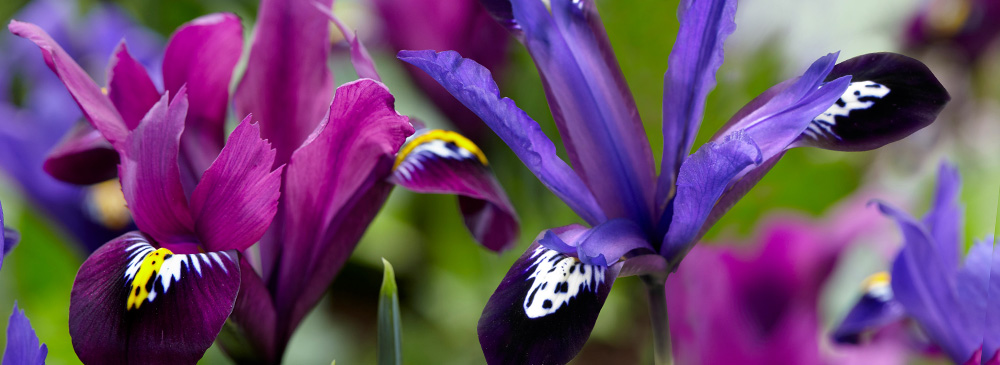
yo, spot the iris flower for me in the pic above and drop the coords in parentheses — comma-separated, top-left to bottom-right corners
(400, 0, 950, 362)
(1, 204, 47, 365)
(372, 0, 510, 138)
(13, 0, 519, 362)
(217, 1, 518, 362)
(0, 0, 160, 251)
(667, 200, 905, 365)
(833, 162, 1000, 364)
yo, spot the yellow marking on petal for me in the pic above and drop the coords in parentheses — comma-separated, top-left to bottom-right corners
(86, 179, 132, 230)
(862, 271, 890, 292)
(101, 87, 108, 95)
(127, 248, 173, 310)
(393, 129, 488, 169)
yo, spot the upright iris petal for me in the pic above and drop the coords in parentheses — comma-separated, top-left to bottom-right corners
(3, 303, 47, 365)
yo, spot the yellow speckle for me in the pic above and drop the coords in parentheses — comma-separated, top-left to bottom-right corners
(127, 248, 173, 310)
(862, 271, 890, 292)
(86, 179, 132, 230)
(394, 130, 488, 170)
(100, 87, 108, 95)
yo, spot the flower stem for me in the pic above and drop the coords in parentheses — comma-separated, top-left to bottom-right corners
(642, 275, 674, 365)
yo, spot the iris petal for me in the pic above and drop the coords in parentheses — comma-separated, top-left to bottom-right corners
(69, 232, 240, 364)
(831, 272, 907, 344)
(392, 129, 519, 252)
(3, 303, 47, 365)
(42, 121, 120, 185)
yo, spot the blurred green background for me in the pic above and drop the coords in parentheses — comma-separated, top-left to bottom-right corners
(1, 0, 998, 363)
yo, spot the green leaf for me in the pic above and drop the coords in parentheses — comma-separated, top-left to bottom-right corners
(378, 258, 402, 365)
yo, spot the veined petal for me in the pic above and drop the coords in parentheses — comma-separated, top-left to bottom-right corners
(164, 13, 243, 182)
(8, 20, 128, 145)
(271, 79, 412, 346)
(479, 240, 618, 365)
(877, 201, 982, 363)
(392, 129, 519, 252)
(661, 131, 761, 263)
(657, 0, 737, 207)
(3, 303, 47, 365)
(513, 0, 655, 227)
(43, 121, 120, 185)
(398, 50, 606, 224)
(107, 42, 159, 130)
(119, 91, 196, 246)
(791, 53, 949, 151)
(923, 162, 962, 272)
(69, 232, 240, 364)
(831, 272, 907, 344)
(190, 117, 282, 252)
(235, 0, 334, 167)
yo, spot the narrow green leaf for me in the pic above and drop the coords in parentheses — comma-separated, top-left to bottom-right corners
(378, 258, 402, 365)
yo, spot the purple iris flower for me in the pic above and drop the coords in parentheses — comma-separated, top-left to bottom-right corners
(667, 199, 906, 365)
(399, 0, 950, 362)
(905, 0, 1000, 64)
(1, 204, 47, 365)
(0, 0, 160, 251)
(216, 1, 519, 362)
(833, 162, 1000, 365)
(372, 0, 510, 138)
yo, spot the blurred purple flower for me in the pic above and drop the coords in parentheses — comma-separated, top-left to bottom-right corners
(399, 0, 950, 362)
(0, 0, 161, 252)
(216, 0, 520, 362)
(3, 303, 47, 365)
(373, 0, 509, 138)
(667, 199, 905, 365)
(905, 0, 1000, 64)
(833, 162, 1000, 364)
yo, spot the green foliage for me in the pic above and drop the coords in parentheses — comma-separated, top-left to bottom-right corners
(378, 259, 402, 365)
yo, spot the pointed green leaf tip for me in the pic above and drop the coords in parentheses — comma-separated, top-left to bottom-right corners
(378, 258, 402, 365)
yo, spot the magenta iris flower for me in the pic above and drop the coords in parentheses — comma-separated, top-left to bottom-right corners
(833, 162, 1000, 364)
(667, 202, 905, 365)
(0, 0, 160, 251)
(400, 0, 949, 362)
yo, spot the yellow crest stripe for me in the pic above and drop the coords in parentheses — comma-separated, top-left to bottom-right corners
(394, 129, 488, 169)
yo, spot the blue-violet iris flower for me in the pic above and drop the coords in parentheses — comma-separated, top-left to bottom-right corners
(399, 0, 950, 362)
(833, 162, 1000, 365)
(1, 203, 48, 365)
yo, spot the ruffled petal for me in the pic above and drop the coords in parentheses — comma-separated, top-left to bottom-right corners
(118, 91, 195, 247)
(792, 53, 949, 151)
(397, 50, 606, 224)
(8, 20, 128, 145)
(391, 129, 518, 251)
(235, 0, 334, 166)
(657, 0, 737, 206)
(831, 272, 908, 344)
(270, 79, 412, 347)
(69, 232, 240, 364)
(877, 201, 983, 363)
(107, 42, 159, 130)
(511, 0, 655, 226)
(43, 121, 120, 185)
(661, 131, 761, 263)
(190, 117, 282, 252)
(3, 303, 47, 365)
(163, 13, 243, 181)
(479, 239, 618, 365)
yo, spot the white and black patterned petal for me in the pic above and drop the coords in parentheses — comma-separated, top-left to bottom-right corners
(795, 52, 949, 151)
(478, 243, 616, 365)
(69, 232, 240, 364)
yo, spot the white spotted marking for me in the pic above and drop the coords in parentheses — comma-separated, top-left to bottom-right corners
(522, 248, 605, 319)
(807, 81, 891, 138)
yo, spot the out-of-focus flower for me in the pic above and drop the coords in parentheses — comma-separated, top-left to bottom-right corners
(9, 11, 242, 186)
(400, 0, 950, 362)
(372, 0, 509, 138)
(667, 200, 905, 365)
(833, 162, 1000, 364)
(0, 204, 47, 365)
(0, 0, 161, 251)
(904, 0, 1000, 64)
